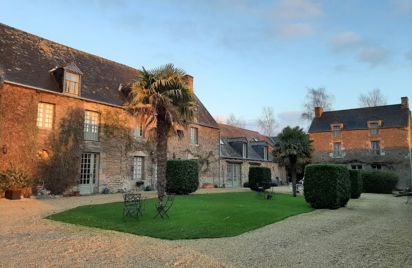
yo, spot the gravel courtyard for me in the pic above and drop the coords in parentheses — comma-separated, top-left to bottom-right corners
(1, 188, 411, 267)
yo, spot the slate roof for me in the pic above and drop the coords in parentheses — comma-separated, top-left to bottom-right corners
(219, 124, 272, 161)
(0, 23, 218, 129)
(219, 123, 273, 146)
(309, 104, 411, 133)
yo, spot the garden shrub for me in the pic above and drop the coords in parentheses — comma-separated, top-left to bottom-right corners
(349, 170, 362, 199)
(304, 164, 351, 209)
(248, 167, 271, 191)
(166, 160, 199, 194)
(360, 170, 398, 194)
(243, 182, 249, 188)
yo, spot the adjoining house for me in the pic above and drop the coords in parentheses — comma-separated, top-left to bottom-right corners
(0, 23, 220, 194)
(308, 97, 412, 188)
(219, 124, 287, 187)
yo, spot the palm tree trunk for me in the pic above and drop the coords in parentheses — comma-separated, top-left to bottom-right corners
(291, 160, 297, 197)
(156, 117, 168, 203)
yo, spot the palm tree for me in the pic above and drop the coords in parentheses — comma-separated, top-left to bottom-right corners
(273, 126, 313, 197)
(128, 64, 195, 202)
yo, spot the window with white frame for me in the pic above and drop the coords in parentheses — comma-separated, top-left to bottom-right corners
(242, 143, 247, 158)
(369, 122, 379, 136)
(331, 124, 342, 138)
(133, 156, 144, 180)
(80, 153, 99, 185)
(333, 142, 342, 157)
(84, 111, 99, 141)
(64, 72, 81, 95)
(190, 127, 198, 145)
(37, 102, 54, 129)
(263, 146, 268, 160)
(134, 122, 144, 138)
(371, 141, 381, 155)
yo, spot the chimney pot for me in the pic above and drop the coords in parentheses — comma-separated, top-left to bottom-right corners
(314, 107, 324, 118)
(183, 74, 194, 92)
(401, 96, 409, 109)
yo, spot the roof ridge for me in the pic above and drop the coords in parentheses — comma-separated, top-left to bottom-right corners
(323, 104, 401, 114)
(0, 22, 140, 73)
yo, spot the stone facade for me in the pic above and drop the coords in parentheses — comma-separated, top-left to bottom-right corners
(220, 160, 287, 187)
(168, 124, 220, 186)
(0, 82, 221, 193)
(309, 100, 412, 188)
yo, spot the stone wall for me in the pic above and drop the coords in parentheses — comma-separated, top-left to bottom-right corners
(0, 83, 155, 193)
(219, 159, 287, 187)
(0, 83, 222, 193)
(167, 124, 220, 185)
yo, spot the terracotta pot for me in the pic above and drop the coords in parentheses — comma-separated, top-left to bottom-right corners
(73, 191, 80, 196)
(5, 189, 22, 200)
(201, 183, 214, 189)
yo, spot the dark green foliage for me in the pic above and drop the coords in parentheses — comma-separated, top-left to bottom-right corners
(248, 167, 271, 191)
(304, 164, 351, 209)
(360, 170, 398, 194)
(166, 160, 199, 194)
(243, 182, 249, 188)
(349, 170, 362, 199)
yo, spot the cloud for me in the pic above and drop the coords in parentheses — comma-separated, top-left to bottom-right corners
(330, 32, 364, 53)
(273, 0, 323, 20)
(276, 23, 315, 38)
(358, 47, 390, 67)
(392, 0, 412, 14)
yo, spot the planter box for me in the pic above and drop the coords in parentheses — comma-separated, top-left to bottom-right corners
(5, 190, 22, 200)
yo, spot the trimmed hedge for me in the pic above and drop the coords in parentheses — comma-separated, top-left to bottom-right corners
(304, 164, 351, 209)
(349, 170, 362, 199)
(166, 160, 199, 194)
(360, 170, 398, 194)
(248, 167, 271, 191)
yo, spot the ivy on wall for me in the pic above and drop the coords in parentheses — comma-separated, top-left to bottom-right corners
(39, 107, 84, 194)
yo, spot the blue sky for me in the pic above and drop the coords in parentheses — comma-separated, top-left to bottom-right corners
(1, 0, 411, 132)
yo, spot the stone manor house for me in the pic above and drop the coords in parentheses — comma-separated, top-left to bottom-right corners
(309, 99, 412, 188)
(0, 23, 285, 194)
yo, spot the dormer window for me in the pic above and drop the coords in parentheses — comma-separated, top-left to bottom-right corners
(368, 121, 380, 136)
(242, 143, 247, 158)
(331, 124, 342, 138)
(64, 72, 80, 95)
(263, 147, 268, 160)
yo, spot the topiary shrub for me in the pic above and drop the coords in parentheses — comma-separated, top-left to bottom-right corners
(304, 164, 351, 209)
(349, 170, 362, 199)
(248, 167, 271, 191)
(166, 160, 199, 194)
(360, 170, 398, 194)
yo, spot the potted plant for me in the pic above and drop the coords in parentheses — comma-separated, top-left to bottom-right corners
(2, 166, 32, 200)
(0, 173, 5, 199)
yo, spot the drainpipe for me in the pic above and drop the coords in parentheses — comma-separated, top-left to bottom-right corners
(409, 146, 412, 187)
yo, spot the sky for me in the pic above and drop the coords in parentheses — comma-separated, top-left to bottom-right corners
(1, 0, 411, 133)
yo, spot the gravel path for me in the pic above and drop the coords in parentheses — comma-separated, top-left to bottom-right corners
(1, 189, 411, 267)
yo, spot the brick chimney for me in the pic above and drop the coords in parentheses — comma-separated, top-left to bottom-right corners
(401, 96, 409, 109)
(183, 74, 194, 92)
(314, 107, 324, 118)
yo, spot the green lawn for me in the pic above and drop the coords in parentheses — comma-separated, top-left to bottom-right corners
(47, 192, 313, 240)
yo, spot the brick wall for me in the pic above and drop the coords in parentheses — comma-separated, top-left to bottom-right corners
(310, 126, 412, 187)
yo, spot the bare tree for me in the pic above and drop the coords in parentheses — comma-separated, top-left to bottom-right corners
(358, 89, 387, 107)
(226, 113, 246, 128)
(302, 88, 334, 121)
(257, 106, 277, 136)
